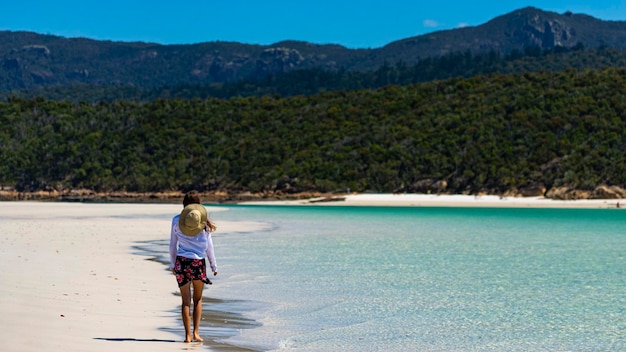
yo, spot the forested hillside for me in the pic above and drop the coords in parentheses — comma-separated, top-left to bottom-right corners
(2, 67, 625, 199)
(4, 45, 626, 102)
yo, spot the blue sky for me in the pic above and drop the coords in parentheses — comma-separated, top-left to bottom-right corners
(2, 1, 625, 48)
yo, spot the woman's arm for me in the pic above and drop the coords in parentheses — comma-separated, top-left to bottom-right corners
(169, 219, 178, 271)
(205, 232, 218, 275)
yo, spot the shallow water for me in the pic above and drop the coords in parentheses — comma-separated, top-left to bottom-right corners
(153, 205, 625, 351)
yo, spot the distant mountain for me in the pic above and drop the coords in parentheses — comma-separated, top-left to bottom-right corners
(2, 7, 626, 93)
(356, 7, 626, 69)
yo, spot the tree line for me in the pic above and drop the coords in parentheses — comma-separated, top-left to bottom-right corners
(1, 67, 625, 195)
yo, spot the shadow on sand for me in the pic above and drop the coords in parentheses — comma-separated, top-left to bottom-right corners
(93, 337, 176, 342)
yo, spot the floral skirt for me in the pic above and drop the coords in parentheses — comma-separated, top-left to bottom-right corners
(174, 256, 212, 287)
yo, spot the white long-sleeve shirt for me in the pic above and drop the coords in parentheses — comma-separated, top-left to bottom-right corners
(169, 214, 217, 272)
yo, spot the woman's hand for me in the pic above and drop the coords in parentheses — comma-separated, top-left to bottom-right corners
(213, 271, 218, 276)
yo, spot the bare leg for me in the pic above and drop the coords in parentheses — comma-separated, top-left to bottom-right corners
(179, 282, 193, 343)
(192, 279, 205, 341)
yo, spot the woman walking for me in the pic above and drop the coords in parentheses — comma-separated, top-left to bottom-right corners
(169, 191, 218, 342)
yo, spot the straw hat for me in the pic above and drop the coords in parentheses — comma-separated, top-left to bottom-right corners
(178, 204, 207, 236)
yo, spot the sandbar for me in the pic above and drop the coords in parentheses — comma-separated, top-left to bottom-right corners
(241, 193, 624, 208)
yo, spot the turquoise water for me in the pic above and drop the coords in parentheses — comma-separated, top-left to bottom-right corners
(171, 206, 625, 351)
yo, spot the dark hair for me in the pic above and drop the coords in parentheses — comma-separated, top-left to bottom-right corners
(183, 190, 201, 207)
(182, 190, 217, 232)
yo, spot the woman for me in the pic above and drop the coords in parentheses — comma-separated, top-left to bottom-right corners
(169, 191, 218, 343)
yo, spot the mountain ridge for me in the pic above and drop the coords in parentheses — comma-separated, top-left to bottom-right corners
(2, 7, 626, 93)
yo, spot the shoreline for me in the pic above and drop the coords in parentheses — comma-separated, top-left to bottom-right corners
(240, 193, 624, 209)
(132, 239, 266, 351)
(0, 190, 624, 209)
(0, 197, 621, 350)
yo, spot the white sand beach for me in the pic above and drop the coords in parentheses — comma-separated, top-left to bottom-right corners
(243, 193, 624, 208)
(0, 201, 265, 352)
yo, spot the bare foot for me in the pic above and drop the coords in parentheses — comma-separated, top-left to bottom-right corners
(184, 334, 193, 343)
(193, 332, 204, 342)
